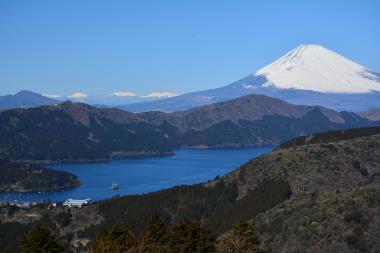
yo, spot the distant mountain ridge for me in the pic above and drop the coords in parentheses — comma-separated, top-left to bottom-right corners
(0, 94, 378, 162)
(137, 94, 354, 132)
(0, 90, 57, 110)
(359, 108, 380, 121)
(0, 90, 176, 110)
(122, 44, 380, 112)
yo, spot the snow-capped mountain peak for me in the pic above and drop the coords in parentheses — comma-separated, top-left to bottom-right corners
(255, 44, 380, 93)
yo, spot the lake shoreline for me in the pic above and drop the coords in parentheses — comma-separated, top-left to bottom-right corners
(7, 151, 176, 165)
(0, 147, 274, 202)
(0, 181, 81, 193)
(5, 144, 277, 165)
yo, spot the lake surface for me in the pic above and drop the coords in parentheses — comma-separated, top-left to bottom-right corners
(0, 147, 272, 202)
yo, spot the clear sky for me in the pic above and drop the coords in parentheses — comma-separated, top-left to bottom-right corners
(1, 0, 379, 96)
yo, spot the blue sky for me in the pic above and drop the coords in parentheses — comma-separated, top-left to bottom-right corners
(1, 0, 379, 96)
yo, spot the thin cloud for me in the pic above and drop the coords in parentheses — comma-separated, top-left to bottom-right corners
(143, 92, 177, 98)
(68, 92, 88, 99)
(42, 93, 61, 98)
(112, 91, 137, 97)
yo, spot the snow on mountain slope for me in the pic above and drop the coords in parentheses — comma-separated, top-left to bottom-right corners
(256, 44, 380, 93)
(121, 44, 380, 112)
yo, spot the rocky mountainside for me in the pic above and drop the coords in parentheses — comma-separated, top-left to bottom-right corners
(222, 126, 380, 252)
(359, 108, 380, 121)
(0, 95, 378, 162)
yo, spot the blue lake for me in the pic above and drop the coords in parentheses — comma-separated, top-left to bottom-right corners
(0, 147, 272, 202)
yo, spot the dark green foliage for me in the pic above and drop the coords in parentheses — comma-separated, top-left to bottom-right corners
(93, 180, 238, 236)
(0, 163, 80, 192)
(351, 160, 368, 176)
(137, 215, 169, 252)
(90, 218, 215, 253)
(80, 179, 291, 240)
(92, 226, 136, 253)
(218, 220, 266, 253)
(20, 226, 64, 253)
(1, 99, 377, 162)
(208, 179, 292, 233)
(0, 222, 29, 253)
(6, 203, 17, 216)
(54, 210, 72, 228)
(168, 220, 216, 253)
(344, 209, 363, 224)
(0, 211, 59, 252)
(0, 103, 178, 162)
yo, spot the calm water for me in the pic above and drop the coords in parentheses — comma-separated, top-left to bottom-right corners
(0, 147, 272, 202)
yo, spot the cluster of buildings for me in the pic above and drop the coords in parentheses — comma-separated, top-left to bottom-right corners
(0, 200, 39, 209)
(63, 198, 91, 208)
(2, 198, 91, 209)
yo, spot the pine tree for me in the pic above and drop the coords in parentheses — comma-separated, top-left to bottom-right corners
(218, 220, 266, 253)
(136, 215, 169, 253)
(20, 226, 64, 253)
(92, 226, 136, 253)
(168, 220, 216, 253)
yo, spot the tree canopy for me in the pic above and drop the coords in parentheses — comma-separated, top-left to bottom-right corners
(20, 226, 64, 253)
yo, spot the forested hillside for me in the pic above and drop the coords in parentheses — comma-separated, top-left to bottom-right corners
(1, 95, 378, 162)
(1, 126, 379, 252)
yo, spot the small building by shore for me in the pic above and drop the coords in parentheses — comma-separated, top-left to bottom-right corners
(63, 198, 90, 208)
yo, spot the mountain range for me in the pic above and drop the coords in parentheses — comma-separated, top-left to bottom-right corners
(2, 45, 380, 113)
(122, 44, 380, 112)
(0, 90, 57, 110)
(0, 94, 378, 163)
(0, 90, 175, 110)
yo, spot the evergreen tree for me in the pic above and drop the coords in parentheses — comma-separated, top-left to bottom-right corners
(20, 226, 64, 253)
(92, 226, 136, 253)
(218, 220, 266, 253)
(136, 215, 169, 253)
(168, 220, 216, 253)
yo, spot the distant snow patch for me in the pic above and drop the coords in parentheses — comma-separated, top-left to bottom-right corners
(242, 84, 254, 89)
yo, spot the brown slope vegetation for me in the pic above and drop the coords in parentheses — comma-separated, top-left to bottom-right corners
(0, 126, 379, 252)
(86, 126, 380, 252)
(222, 127, 380, 252)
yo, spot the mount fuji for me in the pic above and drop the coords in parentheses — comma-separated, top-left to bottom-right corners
(122, 44, 380, 112)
